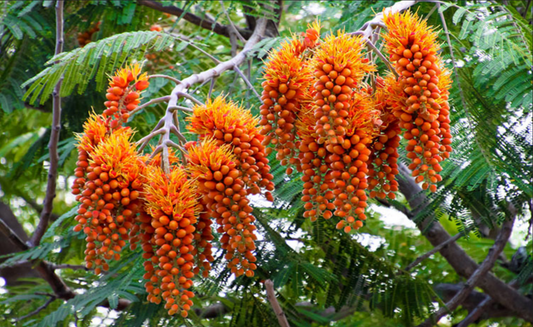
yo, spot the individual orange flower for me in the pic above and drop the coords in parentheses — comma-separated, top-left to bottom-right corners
(76, 112, 110, 153)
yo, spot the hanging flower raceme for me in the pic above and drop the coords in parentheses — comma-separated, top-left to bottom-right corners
(73, 130, 143, 274)
(141, 165, 198, 317)
(329, 91, 379, 232)
(297, 107, 336, 222)
(312, 30, 375, 147)
(382, 10, 451, 192)
(367, 75, 401, 200)
(104, 64, 150, 126)
(260, 30, 315, 166)
(72, 64, 150, 273)
(187, 96, 274, 200)
(187, 139, 258, 278)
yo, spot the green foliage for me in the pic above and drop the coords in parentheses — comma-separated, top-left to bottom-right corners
(22, 31, 188, 105)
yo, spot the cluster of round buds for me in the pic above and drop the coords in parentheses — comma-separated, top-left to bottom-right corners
(187, 96, 274, 201)
(312, 31, 375, 147)
(73, 129, 143, 274)
(367, 76, 401, 199)
(260, 37, 313, 166)
(72, 113, 109, 197)
(297, 92, 379, 233)
(187, 139, 258, 278)
(103, 64, 150, 125)
(296, 108, 335, 221)
(141, 165, 198, 317)
(328, 93, 378, 232)
(78, 22, 100, 47)
(260, 23, 319, 168)
(383, 10, 452, 192)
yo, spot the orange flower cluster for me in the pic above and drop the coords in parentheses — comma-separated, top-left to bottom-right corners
(141, 165, 197, 317)
(72, 66, 151, 282)
(382, 10, 452, 192)
(72, 124, 144, 274)
(78, 22, 100, 47)
(187, 139, 258, 277)
(74, 66, 271, 317)
(367, 76, 401, 199)
(187, 96, 274, 199)
(260, 23, 318, 166)
(103, 64, 150, 125)
(262, 28, 380, 232)
(262, 13, 452, 232)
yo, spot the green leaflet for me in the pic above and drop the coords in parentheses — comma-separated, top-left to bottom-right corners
(22, 31, 189, 105)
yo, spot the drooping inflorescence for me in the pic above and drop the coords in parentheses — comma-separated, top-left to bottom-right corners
(382, 10, 452, 192)
(142, 165, 198, 317)
(187, 96, 275, 200)
(187, 139, 258, 278)
(103, 64, 150, 126)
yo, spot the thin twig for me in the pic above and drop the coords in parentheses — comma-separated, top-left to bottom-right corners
(457, 296, 493, 327)
(128, 96, 171, 116)
(416, 212, 516, 327)
(425, 4, 438, 20)
(149, 74, 181, 84)
(168, 105, 193, 113)
(265, 279, 290, 327)
(177, 91, 204, 106)
(30, 0, 64, 247)
(50, 263, 91, 271)
(0, 218, 30, 250)
(219, 0, 246, 43)
(14, 294, 57, 322)
(172, 33, 221, 64)
(456, 280, 518, 327)
(208, 77, 217, 98)
(136, 128, 166, 152)
(353, 34, 398, 78)
(402, 227, 472, 273)
(234, 65, 262, 101)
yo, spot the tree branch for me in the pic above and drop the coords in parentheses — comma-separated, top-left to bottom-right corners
(403, 227, 472, 272)
(137, 0, 253, 39)
(0, 216, 131, 313)
(14, 293, 57, 322)
(128, 95, 171, 116)
(397, 163, 533, 322)
(148, 74, 181, 84)
(30, 0, 64, 247)
(219, 0, 246, 43)
(0, 217, 30, 250)
(416, 211, 515, 326)
(265, 279, 290, 327)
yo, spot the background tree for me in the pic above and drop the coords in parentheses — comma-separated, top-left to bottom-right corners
(0, 0, 531, 326)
